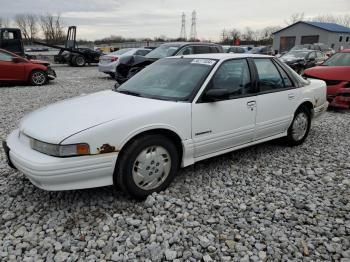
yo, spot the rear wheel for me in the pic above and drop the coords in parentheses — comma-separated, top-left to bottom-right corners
(29, 70, 48, 86)
(286, 106, 311, 146)
(114, 134, 179, 199)
(74, 55, 86, 67)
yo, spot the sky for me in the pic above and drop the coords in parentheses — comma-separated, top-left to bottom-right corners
(0, 0, 349, 41)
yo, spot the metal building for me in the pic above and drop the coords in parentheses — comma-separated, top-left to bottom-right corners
(272, 21, 350, 53)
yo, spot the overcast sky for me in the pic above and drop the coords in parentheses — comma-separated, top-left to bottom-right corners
(0, 0, 349, 41)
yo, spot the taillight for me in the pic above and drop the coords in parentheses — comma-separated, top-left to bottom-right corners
(110, 56, 118, 62)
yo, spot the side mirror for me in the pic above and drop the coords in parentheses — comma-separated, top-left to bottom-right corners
(12, 57, 23, 63)
(204, 89, 230, 102)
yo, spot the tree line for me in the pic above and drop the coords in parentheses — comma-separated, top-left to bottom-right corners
(220, 13, 350, 45)
(0, 13, 65, 44)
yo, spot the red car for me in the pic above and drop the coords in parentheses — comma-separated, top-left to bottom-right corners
(303, 49, 350, 109)
(0, 48, 56, 86)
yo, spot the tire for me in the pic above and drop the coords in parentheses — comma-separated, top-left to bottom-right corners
(286, 105, 311, 146)
(114, 134, 179, 199)
(29, 70, 48, 86)
(108, 72, 115, 78)
(74, 55, 86, 67)
(297, 67, 305, 75)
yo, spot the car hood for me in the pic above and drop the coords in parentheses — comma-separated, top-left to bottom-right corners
(29, 59, 50, 66)
(20, 90, 178, 144)
(304, 66, 350, 81)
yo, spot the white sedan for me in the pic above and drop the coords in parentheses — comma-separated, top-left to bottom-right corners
(4, 54, 328, 198)
(98, 48, 151, 78)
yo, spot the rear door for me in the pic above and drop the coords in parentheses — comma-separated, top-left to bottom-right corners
(0, 51, 25, 81)
(253, 58, 300, 140)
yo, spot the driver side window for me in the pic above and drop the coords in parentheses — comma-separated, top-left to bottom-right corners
(0, 51, 13, 62)
(206, 59, 253, 100)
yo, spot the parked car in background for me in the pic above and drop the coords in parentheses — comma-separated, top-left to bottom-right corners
(303, 49, 350, 108)
(250, 45, 273, 55)
(291, 43, 334, 57)
(114, 42, 223, 84)
(279, 50, 326, 74)
(98, 48, 151, 78)
(223, 45, 246, 53)
(4, 53, 328, 198)
(0, 48, 56, 85)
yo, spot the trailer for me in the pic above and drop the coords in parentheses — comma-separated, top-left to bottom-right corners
(34, 26, 103, 67)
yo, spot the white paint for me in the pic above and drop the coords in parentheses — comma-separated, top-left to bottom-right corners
(6, 54, 328, 191)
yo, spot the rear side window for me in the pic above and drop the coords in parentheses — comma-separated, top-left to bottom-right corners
(254, 59, 285, 92)
(194, 46, 210, 54)
(209, 46, 220, 53)
(0, 51, 13, 61)
(274, 62, 293, 87)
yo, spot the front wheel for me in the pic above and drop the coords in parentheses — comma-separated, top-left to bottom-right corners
(29, 70, 48, 86)
(286, 106, 311, 146)
(114, 134, 179, 199)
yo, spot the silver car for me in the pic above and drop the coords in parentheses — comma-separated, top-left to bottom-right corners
(98, 48, 151, 77)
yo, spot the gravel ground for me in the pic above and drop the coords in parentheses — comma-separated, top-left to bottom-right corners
(0, 65, 350, 262)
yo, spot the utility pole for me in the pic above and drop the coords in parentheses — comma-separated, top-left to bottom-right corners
(180, 12, 187, 40)
(190, 10, 197, 41)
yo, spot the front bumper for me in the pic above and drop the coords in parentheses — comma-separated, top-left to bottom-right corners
(5, 130, 117, 191)
(326, 82, 350, 109)
(47, 67, 57, 80)
(312, 101, 329, 119)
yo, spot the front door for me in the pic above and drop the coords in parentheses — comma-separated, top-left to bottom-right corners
(192, 58, 257, 158)
(253, 58, 300, 140)
(0, 51, 24, 81)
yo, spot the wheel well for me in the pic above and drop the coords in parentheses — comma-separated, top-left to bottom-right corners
(118, 129, 183, 164)
(298, 101, 313, 115)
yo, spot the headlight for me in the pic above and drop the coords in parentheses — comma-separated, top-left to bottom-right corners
(30, 138, 90, 157)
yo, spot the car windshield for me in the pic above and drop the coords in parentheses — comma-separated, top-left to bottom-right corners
(282, 51, 309, 58)
(110, 48, 133, 55)
(116, 58, 217, 101)
(322, 52, 350, 66)
(291, 45, 310, 51)
(145, 45, 180, 59)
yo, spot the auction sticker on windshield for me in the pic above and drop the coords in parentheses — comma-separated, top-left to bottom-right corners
(191, 59, 216, 66)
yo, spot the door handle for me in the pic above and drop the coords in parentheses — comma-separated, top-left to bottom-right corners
(247, 101, 256, 107)
(288, 94, 295, 100)
(247, 101, 256, 111)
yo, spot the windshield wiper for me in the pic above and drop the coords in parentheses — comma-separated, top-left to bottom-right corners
(117, 90, 142, 97)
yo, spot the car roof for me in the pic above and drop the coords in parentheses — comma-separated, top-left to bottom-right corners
(170, 53, 272, 60)
(161, 42, 221, 47)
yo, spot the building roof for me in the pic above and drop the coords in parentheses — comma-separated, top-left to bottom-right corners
(273, 21, 350, 34)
